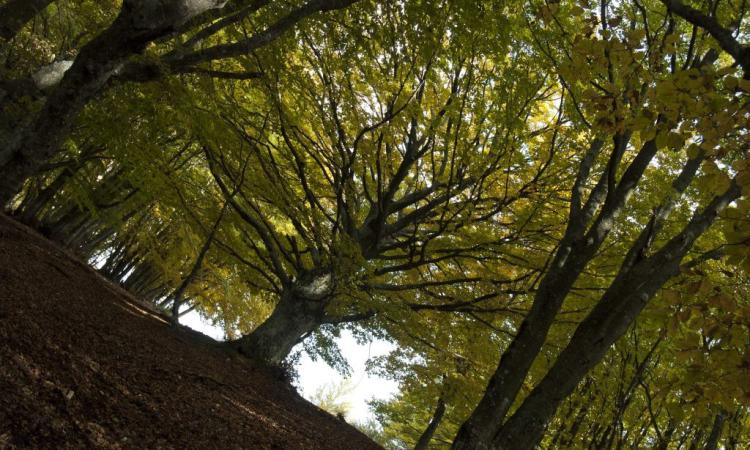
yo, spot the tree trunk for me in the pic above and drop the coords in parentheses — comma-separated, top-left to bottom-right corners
(451, 243, 591, 450)
(656, 422, 676, 450)
(170, 204, 226, 323)
(704, 412, 725, 450)
(0, 0, 227, 205)
(0, 0, 360, 206)
(414, 396, 446, 450)
(452, 179, 739, 450)
(687, 428, 703, 450)
(563, 405, 586, 448)
(233, 288, 328, 365)
(230, 269, 332, 364)
(15, 164, 77, 223)
(487, 260, 682, 449)
(0, 0, 55, 40)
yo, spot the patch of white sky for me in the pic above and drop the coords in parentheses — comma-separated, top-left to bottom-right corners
(180, 310, 399, 423)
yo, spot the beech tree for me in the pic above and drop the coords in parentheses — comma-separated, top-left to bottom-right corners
(187, 1, 553, 363)
(0, 0, 56, 39)
(2, 0, 749, 447)
(450, 0, 750, 448)
(0, 0, 360, 205)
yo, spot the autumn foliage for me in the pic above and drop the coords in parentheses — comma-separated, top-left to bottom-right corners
(1, 0, 750, 448)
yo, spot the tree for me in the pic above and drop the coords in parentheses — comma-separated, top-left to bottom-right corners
(308, 378, 356, 418)
(169, 0, 557, 364)
(0, 0, 56, 40)
(2, 1, 749, 447)
(451, 0, 750, 448)
(0, 0, 361, 205)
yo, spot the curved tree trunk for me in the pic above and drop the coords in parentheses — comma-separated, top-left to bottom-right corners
(0, 0, 229, 205)
(233, 289, 328, 365)
(0, 0, 55, 40)
(0, 0, 360, 206)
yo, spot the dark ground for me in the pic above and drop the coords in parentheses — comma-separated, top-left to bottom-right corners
(0, 213, 382, 449)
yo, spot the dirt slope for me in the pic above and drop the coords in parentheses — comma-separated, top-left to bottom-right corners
(0, 214, 382, 450)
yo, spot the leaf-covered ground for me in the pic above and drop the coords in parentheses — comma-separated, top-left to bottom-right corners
(0, 213, 381, 449)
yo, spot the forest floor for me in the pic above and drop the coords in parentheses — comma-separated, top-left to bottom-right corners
(0, 213, 382, 450)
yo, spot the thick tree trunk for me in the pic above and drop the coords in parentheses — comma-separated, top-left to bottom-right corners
(233, 289, 328, 365)
(0, 0, 227, 205)
(234, 270, 332, 365)
(0, 0, 55, 40)
(0, 0, 360, 206)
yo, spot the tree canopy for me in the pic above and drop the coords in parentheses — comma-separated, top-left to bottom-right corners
(2, 0, 750, 448)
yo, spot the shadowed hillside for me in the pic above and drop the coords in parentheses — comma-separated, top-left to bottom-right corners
(0, 214, 382, 450)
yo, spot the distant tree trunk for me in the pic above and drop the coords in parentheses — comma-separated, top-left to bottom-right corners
(687, 429, 703, 450)
(171, 204, 226, 323)
(674, 426, 692, 450)
(562, 404, 588, 448)
(15, 169, 73, 224)
(14, 144, 103, 221)
(123, 262, 168, 302)
(656, 421, 676, 450)
(631, 421, 650, 449)
(414, 396, 446, 450)
(0, 0, 55, 40)
(705, 412, 725, 450)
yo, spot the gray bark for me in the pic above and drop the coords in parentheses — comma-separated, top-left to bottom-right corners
(0, 0, 227, 205)
(0, 0, 359, 206)
(233, 292, 325, 365)
(233, 271, 332, 365)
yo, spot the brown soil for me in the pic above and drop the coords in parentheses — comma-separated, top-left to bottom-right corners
(0, 214, 382, 450)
